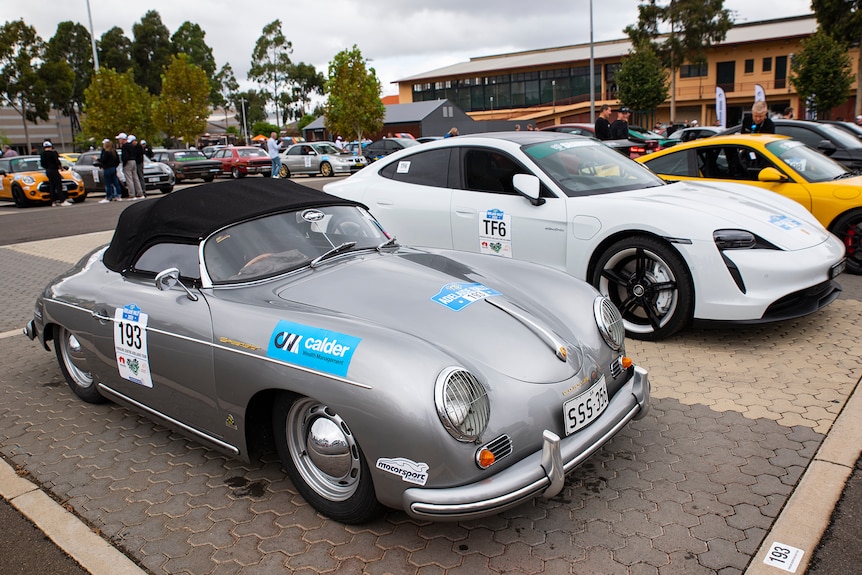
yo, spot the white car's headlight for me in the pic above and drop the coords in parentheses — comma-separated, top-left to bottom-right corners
(594, 296, 625, 351)
(713, 229, 778, 250)
(435, 367, 490, 443)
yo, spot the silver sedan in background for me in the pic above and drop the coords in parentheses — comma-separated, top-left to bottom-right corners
(279, 141, 368, 178)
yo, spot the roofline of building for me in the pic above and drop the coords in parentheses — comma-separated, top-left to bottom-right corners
(395, 14, 817, 84)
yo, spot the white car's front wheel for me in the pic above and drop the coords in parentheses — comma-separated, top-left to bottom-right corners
(592, 236, 693, 341)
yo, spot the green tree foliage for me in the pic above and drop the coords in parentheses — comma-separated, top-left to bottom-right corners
(171, 22, 219, 105)
(45, 22, 93, 111)
(232, 89, 268, 142)
(0, 19, 49, 150)
(131, 10, 173, 95)
(283, 62, 325, 123)
(213, 63, 239, 131)
(81, 68, 154, 144)
(811, 0, 862, 116)
(251, 121, 279, 139)
(616, 46, 669, 115)
(625, 0, 732, 120)
(789, 30, 854, 119)
(324, 45, 385, 142)
(98, 27, 132, 73)
(153, 54, 210, 147)
(249, 20, 293, 127)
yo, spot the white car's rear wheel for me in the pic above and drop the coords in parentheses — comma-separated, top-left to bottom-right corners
(272, 394, 382, 523)
(592, 236, 693, 340)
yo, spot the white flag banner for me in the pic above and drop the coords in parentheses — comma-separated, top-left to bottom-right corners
(715, 87, 726, 129)
(754, 84, 766, 103)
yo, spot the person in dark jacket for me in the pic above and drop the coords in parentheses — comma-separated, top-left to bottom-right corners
(98, 138, 122, 202)
(741, 100, 775, 134)
(121, 134, 145, 199)
(610, 107, 631, 140)
(594, 105, 613, 140)
(40, 141, 71, 206)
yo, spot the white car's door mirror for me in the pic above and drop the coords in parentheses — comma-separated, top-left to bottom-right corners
(513, 173, 545, 206)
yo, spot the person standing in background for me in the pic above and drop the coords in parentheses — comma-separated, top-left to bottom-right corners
(267, 132, 281, 178)
(595, 105, 613, 140)
(741, 101, 775, 134)
(121, 134, 145, 199)
(98, 138, 122, 203)
(132, 137, 147, 197)
(610, 107, 631, 140)
(2, 144, 17, 157)
(41, 141, 71, 206)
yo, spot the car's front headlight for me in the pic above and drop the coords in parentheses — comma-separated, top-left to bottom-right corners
(16, 175, 36, 185)
(594, 296, 625, 351)
(713, 229, 778, 250)
(435, 367, 490, 443)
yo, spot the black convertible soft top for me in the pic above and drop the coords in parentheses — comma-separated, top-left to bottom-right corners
(103, 178, 363, 273)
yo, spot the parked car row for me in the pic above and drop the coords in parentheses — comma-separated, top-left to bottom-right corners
(72, 150, 175, 196)
(20, 122, 859, 528)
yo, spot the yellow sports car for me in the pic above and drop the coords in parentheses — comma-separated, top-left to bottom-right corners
(637, 134, 861, 274)
(0, 154, 86, 207)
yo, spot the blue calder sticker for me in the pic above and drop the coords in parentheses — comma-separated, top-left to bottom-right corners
(267, 320, 360, 377)
(485, 208, 505, 220)
(431, 282, 501, 311)
(122, 304, 141, 322)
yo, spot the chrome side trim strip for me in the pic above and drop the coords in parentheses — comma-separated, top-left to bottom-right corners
(97, 384, 240, 456)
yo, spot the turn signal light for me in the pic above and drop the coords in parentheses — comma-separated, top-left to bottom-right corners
(477, 448, 496, 469)
(621, 356, 633, 369)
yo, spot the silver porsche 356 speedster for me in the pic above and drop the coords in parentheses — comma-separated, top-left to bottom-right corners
(25, 179, 650, 523)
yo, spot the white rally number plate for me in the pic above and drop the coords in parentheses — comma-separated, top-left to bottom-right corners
(563, 377, 609, 435)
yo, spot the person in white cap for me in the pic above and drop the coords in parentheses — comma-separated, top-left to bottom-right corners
(856, 115, 862, 127)
(121, 134, 145, 199)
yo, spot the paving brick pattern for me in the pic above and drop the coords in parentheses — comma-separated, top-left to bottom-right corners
(1, 241, 861, 574)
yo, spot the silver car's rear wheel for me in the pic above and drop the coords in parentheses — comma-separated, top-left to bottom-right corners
(273, 394, 382, 523)
(54, 326, 105, 403)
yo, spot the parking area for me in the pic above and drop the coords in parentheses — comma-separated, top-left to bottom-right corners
(1, 231, 860, 575)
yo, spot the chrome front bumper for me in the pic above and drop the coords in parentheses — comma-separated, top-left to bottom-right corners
(402, 366, 650, 521)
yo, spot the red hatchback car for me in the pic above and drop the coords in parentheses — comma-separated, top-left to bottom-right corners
(211, 146, 273, 178)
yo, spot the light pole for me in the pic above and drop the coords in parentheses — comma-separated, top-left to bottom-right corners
(240, 97, 249, 144)
(85, 0, 99, 71)
(589, 0, 595, 123)
(552, 80, 556, 115)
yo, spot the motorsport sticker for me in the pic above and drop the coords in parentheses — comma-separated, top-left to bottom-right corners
(431, 282, 501, 311)
(479, 208, 512, 257)
(376, 457, 430, 486)
(113, 304, 153, 388)
(267, 320, 360, 378)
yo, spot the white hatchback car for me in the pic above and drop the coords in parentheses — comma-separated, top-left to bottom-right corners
(325, 131, 846, 340)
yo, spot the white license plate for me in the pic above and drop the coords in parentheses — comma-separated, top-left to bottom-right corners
(831, 259, 845, 279)
(563, 377, 609, 435)
(147, 177, 159, 182)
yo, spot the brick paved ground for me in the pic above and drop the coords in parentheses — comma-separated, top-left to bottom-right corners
(1, 237, 860, 575)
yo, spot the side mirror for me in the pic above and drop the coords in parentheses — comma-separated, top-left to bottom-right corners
(758, 167, 788, 182)
(155, 268, 199, 301)
(817, 139, 838, 156)
(512, 173, 546, 206)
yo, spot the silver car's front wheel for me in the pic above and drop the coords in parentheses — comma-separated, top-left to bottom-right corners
(272, 394, 382, 523)
(54, 326, 105, 403)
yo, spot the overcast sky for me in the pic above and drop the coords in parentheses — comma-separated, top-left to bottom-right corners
(15, 1, 813, 97)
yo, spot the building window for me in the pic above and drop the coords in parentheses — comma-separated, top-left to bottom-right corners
(744, 59, 754, 74)
(763, 57, 772, 72)
(679, 63, 708, 78)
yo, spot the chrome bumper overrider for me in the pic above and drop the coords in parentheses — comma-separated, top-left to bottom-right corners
(403, 366, 650, 520)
